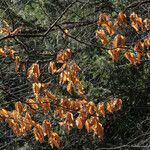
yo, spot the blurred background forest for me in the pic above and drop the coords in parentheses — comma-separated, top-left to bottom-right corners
(0, 0, 150, 149)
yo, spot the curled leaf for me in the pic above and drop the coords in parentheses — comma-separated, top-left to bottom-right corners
(32, 83, 41, 96)
(76, 117, 84, 129)
(0, 48, 6, 58)
(10, 27, 21, 35)
(130, 13, 143, 32)
(33, 124, 44, 143)
(48, 62, 57, 74)
(96, 102, 105, 117)
(108, 49, 120, 61)
(113, 34, 125, 50)
(143, 19, 150, 30)
(96, 30, 108, 45)
(15, 56, 21, 72)
(124, 52, 136, 65)
(117, 11, 127, 25)
(15, 101, 24, 113)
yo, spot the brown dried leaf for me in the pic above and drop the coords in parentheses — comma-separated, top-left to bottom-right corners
(108, 49, 120, 61)
(113, 34, 125, 49)
(33, 124, 44, 143)
(15, 56, 21, 72)
(15, 101, 24, 113)
(48, 62, 57, 74)
(117, 11, 127, 25)
(96, 30, 108, 45)
(33, 63, 40, 79)
(96, 102, 105, 117)
(32, 83, 41, 96)
(49, 132, 60, 148)
(0, 48, 6, 58)
(67, 82, 72, 94)
(10, 27, 21, 35)
(76, 117, 84, 129)
(46, 91, 57, 101)
(124, 52, 137, 65)
(143, 19, 150, 30)
(43, 120, 52, 137)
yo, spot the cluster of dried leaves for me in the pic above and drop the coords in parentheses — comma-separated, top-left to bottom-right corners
(96, 12, 150, 64)
(0, 20, 21, 36)
(0, 46, 122, 148)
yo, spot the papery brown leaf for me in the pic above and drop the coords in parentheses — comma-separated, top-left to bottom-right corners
(43, 120, 52, 137)
(33, 124, 44, 143)
(15, 56, 21, 71)
(54, 107, 65, 119)
(96, 30, 108, 45)
(143, 19, 150, 30)
(93, 122, 104, 138)
(147, 51, 150, 59)
(15, 101, 24, 113)
(65, 48, 72, 60)
(26, 99, 39, 111)
(96, 102, 105, 117)
(134, 41, 144, 53)
(115, 99, 122, 111)
(32, 83, 41, 96)
(65, 112, 74, 132)
(56, 49, 72, 63)
(59, 71, 68, 85)
(124, 52, 137, 65)
(0, 48, 6, 58)
(46, 91, 57, 101)
(85, 119, 93, 133)
(113, 34, 125, 50)
(42, 97, 50, 114)
(75, 117, 84, 129)
(0, 28, 10, 35)
(66, 112, 74, 123)
(9, 110, 19, 123)
(10, 27, 21, 35)
(78, 82, 85, 97)
(41, 82, 50, 90)
(12, 123, 20, 136)
(19, 117, 26, 135)
(48, 62, 57, 74)
(130, 13, 143, 32)
(24, 112, 35, 128)
(73, 101, 82, 110)
(0, 109, 10, 118)
(97, 13, 109, 26)
(49, 132, 60, 148)
(107, 101, 113, 113)
(72, 63, 81, 74)
(67, 82, 72, 94)
(33, 63, 40, 80)
(105, 21, 115, 35)
(144, 34, 150, 46)
(7, 119, 16, 128)
(9, 50, 16, 59)
(56, 53, 65, 64)
(117, 11, 127, 25)
(87, 101, 96, 115)
(27, 64, 34, 78)
(108, 49, 120, 61)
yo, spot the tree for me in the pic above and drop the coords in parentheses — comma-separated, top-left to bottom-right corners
(0, 0, 150, 149)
